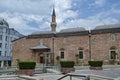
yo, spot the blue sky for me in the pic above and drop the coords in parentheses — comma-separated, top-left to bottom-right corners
(0, 0, 120, 35)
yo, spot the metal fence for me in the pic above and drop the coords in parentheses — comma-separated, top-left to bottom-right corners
(57, 74, 114, 80)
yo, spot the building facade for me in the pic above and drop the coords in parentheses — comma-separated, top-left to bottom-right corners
(12, 9, 120, 66)
(0, 19, 23, 67)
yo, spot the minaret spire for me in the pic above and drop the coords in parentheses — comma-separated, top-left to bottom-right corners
(51, 7, 57, 32)
(52, 8, 56, 16)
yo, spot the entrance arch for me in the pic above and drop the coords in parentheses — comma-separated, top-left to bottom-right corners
(31, 45, 53, 66)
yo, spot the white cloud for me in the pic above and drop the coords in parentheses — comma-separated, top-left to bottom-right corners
(38, 21, 50, 31)
(89, 0, 106, 7)
(58, 17, 119, 31)
(0, 12, 46, 35)
(54, 0, 119, 31)
(111, 9, 120, 14)
(54, 0, 78, 25)
(0, 0, 120, 35)
(55, 0, 71, 10)
(95, 0, 106, 6)
(7, 14, 39, 34)
(58, 10, 119, 31)
(0, 0, 52, 15)
(0, 0, 78, 35)
(0, 0, 53, 35)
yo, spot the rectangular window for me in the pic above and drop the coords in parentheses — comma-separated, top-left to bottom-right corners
(5, 44, 7, 48)
(60, 51, 64, 59)
(4, 61, 7, 66)
(0, 61, 1, 67)
(110, 50, 117, 60)
(4, 51, 7, 56)
(0, 51, 1, 56)
(79, 50, 84, 59)
(6, 36, 7, 41)
(10, 37, 12, 41)
(0, 43, 2, 48)
(0, 35, 2, 40)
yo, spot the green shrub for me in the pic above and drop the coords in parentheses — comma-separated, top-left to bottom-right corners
(19, 61, 36, 69)
(60, 61, 75, 68)
(88, 61, 103, 67)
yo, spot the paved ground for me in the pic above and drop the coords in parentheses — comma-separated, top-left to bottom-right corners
(74, 68, 120, 79)
(0, 65, 120, 80)
(33, 73, 83, 80)
(32, 66, 120, 80)
(74, 65, 120, 79)
(32, 67, 120, 80)
(32, 68, 120, 80)
(0, 73, 83, 80)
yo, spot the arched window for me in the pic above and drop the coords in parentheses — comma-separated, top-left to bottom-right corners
(63, 37, 67, 44)
(109, 47, 117, 60)
(110, 34, 116, 41)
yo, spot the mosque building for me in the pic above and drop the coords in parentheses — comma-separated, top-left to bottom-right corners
(12, 9, 120, 66)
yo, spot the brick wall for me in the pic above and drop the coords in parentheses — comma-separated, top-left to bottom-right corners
(12, 32, 120, 66)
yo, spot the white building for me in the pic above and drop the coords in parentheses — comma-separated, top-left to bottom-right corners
(0, 19, 23, 68)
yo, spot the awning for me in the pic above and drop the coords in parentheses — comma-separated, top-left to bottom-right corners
(30, 45, 50, 50)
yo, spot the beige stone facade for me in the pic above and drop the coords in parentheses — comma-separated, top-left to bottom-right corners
(54, 35, 90, 65)
(12, 33, 89, 66)
(91, 32, 120, 64)
(12, 27, 120, 66)
(12, 9, 120, 66)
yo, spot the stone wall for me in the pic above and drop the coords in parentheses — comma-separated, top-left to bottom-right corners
(12, 37, 52, 66)
(54, 35, 89, 65)
(12, 32, 120, 66)
(91, 33, 120, 64)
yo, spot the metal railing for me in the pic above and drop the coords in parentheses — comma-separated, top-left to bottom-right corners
(35, 65, 60, 73)
(57, 74, 114, 80)
(58, 74, 90, 80)
(0, 66, 60, 75)
(0, 67, 17, 75)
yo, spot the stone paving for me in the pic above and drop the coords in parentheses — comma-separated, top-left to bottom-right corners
(0, 73, 85, 80)
(33, 67, 120, 80)
(31, 68, 120, 80)
(0, 65, 120, 80)
(33, 73, 83, 80)
(74, 68, 120, 79)
(74, 65, 120, 79)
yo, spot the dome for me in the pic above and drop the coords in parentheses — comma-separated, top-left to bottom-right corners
(60, 27, 86, 33)
(0, 19, 9, 27)
(94, 24, 120, 30)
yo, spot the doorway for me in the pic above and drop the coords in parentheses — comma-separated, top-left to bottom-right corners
(40, 56, 44, 63)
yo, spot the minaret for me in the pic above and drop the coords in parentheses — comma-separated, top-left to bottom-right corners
(51, 8, 57, 32)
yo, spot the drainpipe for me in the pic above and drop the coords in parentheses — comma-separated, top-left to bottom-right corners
(52, 37, 55, 66)
(89, 33, 91, 61)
